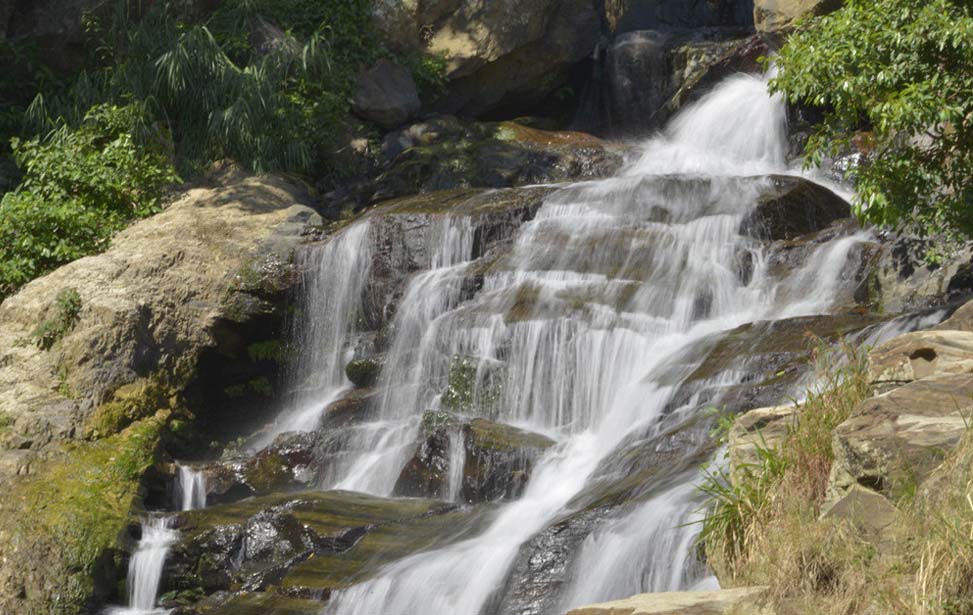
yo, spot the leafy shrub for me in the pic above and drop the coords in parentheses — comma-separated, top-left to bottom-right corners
(0, 103, 178, 298)
(771, 0, 973, 239)
(30, 288, 83, 350)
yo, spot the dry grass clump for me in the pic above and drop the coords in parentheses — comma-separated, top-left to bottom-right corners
(700, 336, 973, 614)
(911, 431, 973, 615)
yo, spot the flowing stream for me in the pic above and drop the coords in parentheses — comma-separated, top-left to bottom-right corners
(292, 73, 874, 614)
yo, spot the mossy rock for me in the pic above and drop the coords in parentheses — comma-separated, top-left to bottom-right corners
(345, 358, 381, 388)
(172, 490, 489, 601)
(84, 377, 182, 438)
(1, 415, 167, 613)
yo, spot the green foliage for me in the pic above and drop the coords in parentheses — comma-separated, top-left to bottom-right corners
(771, 0, 973, 238)
(30, 288, 83, 350)
(406, 52, 449, 104)
(0, 103, 178, 298)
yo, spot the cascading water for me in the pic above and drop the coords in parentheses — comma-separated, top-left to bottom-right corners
(320, 73, 873, 614)
(105, 517, 179, 615)
(258, 223, 373, 445)
(323, 216, 477, 493)
(175, 464, 206, 512)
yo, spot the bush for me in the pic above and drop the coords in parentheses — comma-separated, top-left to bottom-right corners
(0, 103, 178, 299)
(771, 0, 973, 240)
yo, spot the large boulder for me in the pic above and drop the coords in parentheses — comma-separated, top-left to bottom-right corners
(829, 373, 973, 501)
(753, 0, 843, 35)
(0, 172, 321, 613)
(352, 60, 421, 129)
(373, 0, 600, 117)
(862, 231, 973, 314)
(565, 587, 772, 615)
(739, 175, 851, 241)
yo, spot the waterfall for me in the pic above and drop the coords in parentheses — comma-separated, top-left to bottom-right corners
(175, 464, 206, 512)
(322, 73, 869, 614)
(444, 428, 467, 502)
(322, 216, 477, 494)
(104, 517, 178, 615)
(258, 222, 372, 445)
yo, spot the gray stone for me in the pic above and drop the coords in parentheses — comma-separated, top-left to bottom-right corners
(739, 175, 851, 241)
(565, 587, 772, 615)
(352, 60, 421, 129)
(820, 485, 901, 550)
(867, 330, 973, 390)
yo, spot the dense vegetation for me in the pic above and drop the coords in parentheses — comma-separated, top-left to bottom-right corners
(772, 0, 973, 241)
(0, 0, 445, 300)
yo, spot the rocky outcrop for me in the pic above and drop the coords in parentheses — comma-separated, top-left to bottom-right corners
(0, 172, 321, 613)
(863, 230, 973, 314)
(753, 0, 842, 35)
(587, 30, 762, 135)
(373, 0, 599, 117)
(674, 312, 882, 415)
(393, 411, 555, 503)
(352, 60, 421, 129)
(866, 330, 973, 392)
(565, 587, 772, 615)
(344, 117, 627, 208)
(739, 175, 850, 241)
(828, 373, 973, 500)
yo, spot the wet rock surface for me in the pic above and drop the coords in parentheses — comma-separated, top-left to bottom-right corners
(739, 175, 850, 241)
(346, 117, 627, 208)
(166, 490, 484, 607)
(393, 411, 555, 503)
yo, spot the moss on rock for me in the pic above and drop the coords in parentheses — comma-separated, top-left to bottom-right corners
(1, 414, 167, 613)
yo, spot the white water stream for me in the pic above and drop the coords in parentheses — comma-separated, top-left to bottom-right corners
(308, 73, 872, 614)
(175, 464, 207, 512)
(104, 517, 179, 615)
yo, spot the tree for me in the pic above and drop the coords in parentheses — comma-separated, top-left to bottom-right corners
(771, 0, 973, 239)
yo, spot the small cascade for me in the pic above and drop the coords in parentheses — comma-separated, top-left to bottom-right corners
(175, 464, 206, 512)
(105, 517, 178, 615)
(259, 222, 372, 444)
(444, 428, 466, 502)
(557, 474, 716, 611)
(322, 216, 477, 494)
